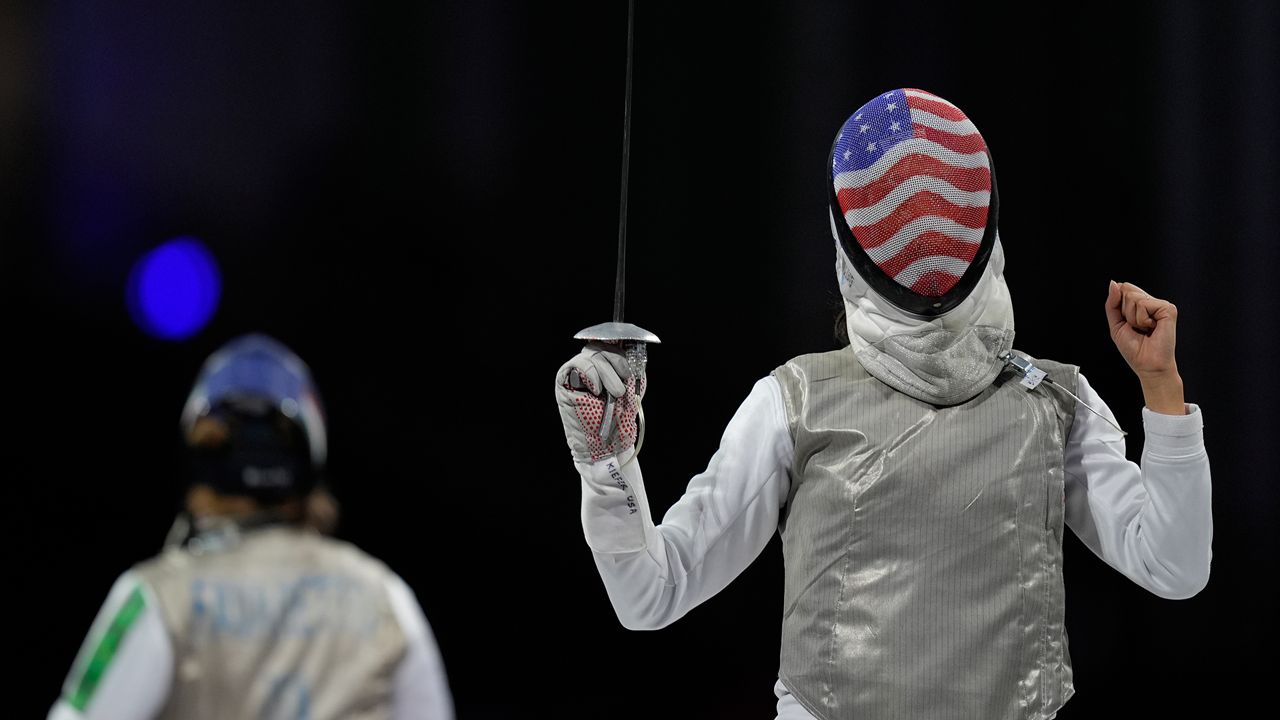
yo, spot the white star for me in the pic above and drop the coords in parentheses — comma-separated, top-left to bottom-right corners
(837, 132, 844, 140)
(883, 93, 893, 99)
(860, 123, 871, 133)
(866, 142, 877, 152)
(855, 113, 863, 120)
(890, 121, 901, 132)
(843, 149, 852, 160)
(886, 102, 897, 112)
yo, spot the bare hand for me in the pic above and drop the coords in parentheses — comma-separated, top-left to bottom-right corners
(1105, 280, 1185, 414)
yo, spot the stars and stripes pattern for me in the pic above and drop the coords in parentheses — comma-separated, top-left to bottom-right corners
(832, 89, 991, 297)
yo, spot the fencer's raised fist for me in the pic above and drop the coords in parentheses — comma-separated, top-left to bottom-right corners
(1105, 280, 1185, 414)
(555, 344, 647, 462)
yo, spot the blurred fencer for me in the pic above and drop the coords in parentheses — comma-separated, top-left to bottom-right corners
(51, 334, 453, 720)
(555, 88, 1212, 719)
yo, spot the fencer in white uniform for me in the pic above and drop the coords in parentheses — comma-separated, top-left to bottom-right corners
(51, 335, 454, 720)
(555, 88, 1211, 720)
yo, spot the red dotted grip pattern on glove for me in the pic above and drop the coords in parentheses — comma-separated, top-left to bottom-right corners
(572, 373, 641, 461)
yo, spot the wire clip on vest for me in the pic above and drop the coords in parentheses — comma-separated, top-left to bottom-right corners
(997, 351, 1127, 436)
(999, 350, 1047, 389)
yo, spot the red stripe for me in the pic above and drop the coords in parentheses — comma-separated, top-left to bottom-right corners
(872, 231, 980, 278)
(849, 193, 988, 247)
(909, 269, 964, 297)
(913, 124, 987, 154)
(836, 155, 990, 210)
(904, 91, 968, 122)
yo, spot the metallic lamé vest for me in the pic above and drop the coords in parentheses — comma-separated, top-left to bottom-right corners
(773, 348, 1078, 720)
(133, 526, 407, 720)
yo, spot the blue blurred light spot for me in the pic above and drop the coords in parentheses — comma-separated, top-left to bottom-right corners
(127, 237, 221, 340)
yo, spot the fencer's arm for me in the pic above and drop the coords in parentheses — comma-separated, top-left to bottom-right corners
(48, 573, 173, 720)
(577, 377, 794, 630)
(385, 574, 455, 720)
(1063, 373, 1212, 599)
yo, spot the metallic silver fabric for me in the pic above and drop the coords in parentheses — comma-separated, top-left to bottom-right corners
(773, 348, 1077, 720)
(134, 526, 407, 720)
(854, 325, 1015, 407)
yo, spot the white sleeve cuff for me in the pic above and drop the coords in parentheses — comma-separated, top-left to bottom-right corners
(1142, 403, 1205, 456)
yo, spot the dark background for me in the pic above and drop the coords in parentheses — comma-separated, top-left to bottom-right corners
(3, 1, 1276, 717)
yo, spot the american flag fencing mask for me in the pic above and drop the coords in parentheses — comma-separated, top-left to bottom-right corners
(830, 89, 998, 317)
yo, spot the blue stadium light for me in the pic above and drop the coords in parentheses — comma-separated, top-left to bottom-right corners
(126, 237, 221, 340)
